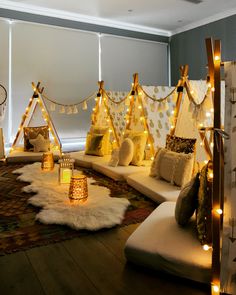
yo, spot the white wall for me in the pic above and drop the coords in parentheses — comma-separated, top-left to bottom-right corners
(101, 35, 168, 90)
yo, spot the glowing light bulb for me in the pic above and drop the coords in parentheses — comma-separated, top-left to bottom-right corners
(103, 97, 106, 101)
(148, 143, 151, 147)
(211, 87, 215, 92)
(170, 125, 174, 129)
(212, 284, 220, 294)
(215, 208, 223, 215)
(25, 107, 29, 111)
(104, 109, 107, 113)
(129, 95, 132, 99)
(206, 112, 211, 117)
(138, 92, 142, 96)
(204, 160, 208, 164)
(209, 172, 214, 179)
(113, 140, 116, 143)
(199, 123, 203, 128)
(37, 99, 40, 103)
(203, 244, 211, 251)
(92, 108, 96, 111)
(210, 108, 214, 113)
(95, 97, 98, 101)
(214, 55, 220, 61)
(207, 82, 212, 88)
(151, 156, 154, 161)
(42, 108, 45, 112)
(200, 142, 204, 147)
(190, 90, 194, 94)
(127, 108, 130, 112)
(171, 110, 175, 115)
(138, 105, 142, 109)
(18, 127, 21, 131)
(144, 130, 148, 134)
(29, 98, 32, 102)
(106, 119, 110, 122)
(210, 142, 214, 148)
(109, 129, 112, 133)
(126, 120, 129, 124)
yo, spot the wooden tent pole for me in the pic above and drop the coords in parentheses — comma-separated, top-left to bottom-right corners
(205, 37, 222, 294)
(170, 65, 188, 136)
(126, 73, 138, 131)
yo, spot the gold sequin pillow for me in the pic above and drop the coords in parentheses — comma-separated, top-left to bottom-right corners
(85, 133, 105, 157)
(166, 134, 196, 154)
(124, 131, 147, 166)
(90, 126, 111, 155)
(196, 162, 213, 245)
(24, 126, 49, 151)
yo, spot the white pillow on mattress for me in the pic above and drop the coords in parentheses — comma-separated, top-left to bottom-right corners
(118, 138, 134, 166)
(108, 148, 119, 167)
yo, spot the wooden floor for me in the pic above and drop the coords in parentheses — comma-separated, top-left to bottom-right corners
(0, 223, 210, 295)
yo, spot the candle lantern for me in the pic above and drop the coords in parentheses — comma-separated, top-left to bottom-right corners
(68, 175, 88, 202)
(41, 152, 54, 171)
(58, 156, 75, 184)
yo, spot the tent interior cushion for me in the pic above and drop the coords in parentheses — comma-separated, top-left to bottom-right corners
(124, 201, 211, 284)
(126, 172, 181, 203)
(68, 151, 111, 168)
(92, 161, 151, 181)
(7, 147, 61, 163)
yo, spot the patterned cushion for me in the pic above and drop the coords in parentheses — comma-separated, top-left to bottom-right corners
(85, 133, 105, 156)
(166, 134, 196, 154)
(124, 131, 147, 166)
(196, 162, 213, 245)
(24, 126, 49, 151)
(175, 173, 200, 226)
(90, 126, 111, 155)
(151, 147, 194, 187)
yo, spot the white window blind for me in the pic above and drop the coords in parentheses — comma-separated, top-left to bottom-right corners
(101, 35, 168, 91)
(12, 22, 99, 140)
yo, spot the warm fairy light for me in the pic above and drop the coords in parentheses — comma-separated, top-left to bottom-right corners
(207, 82, 212, 88)
(42, 108, 45, 112)
(29, 98, 32, 102)
(170, 125, 174, 129)
(140, 116, 144, 121)
(215, 208, 223, 215)
(211, 283, 220, 294)
(206, 112, 211, 117)
(18, 127, 21, 131)
(200, 142, 204, 147)
(199, 123, 203, 127)
(127, 108, 130, 112)
(209, 172, 214, 179)
(104, 109, 107, 113)
(25, 107, 29, 111)
(92, 108, 96, 111)
(210, 108, 214, 113)
(129, 95, 132, 99)
(37, 99, 40, 103)
(122, 132, 125, 135)
(106, 119, 110, 122)
(138, 92, 142, 96)
(214, 55, 220, 61)
(109, 129, 112, 133)
(190, 90, 194, 94)
(95, 97, 98, 101)
(113, 140, 116, 143)
(144, 130, 148, 134)
(148, 143, 151, 147)
(10, 147, 14, 151)
(126, 120, 129, 123)
(151, 156, 154, 161)
(203, 244, 211, 251)
(131, 83, 134, 86)
(103, 97, 106, 101)
(211, 87, 215, 92)
(171, 110, 175, 115)
(138, 105, 142, 109)
(204, 160, 208, 164)
(210, 142, 214, 148)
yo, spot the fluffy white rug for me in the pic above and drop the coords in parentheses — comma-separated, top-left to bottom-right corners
(13, 163, 130, 231)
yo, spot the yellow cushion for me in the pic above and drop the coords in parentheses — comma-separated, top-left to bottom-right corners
(85, 133, 105, 156)
(124, 131, 147, 166)
(90, 126, 111, 155)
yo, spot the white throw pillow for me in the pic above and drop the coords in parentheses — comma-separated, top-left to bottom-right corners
(149, 146, 162, 177)
(29, 134, 50, 152)
(118, 138, 134, 166)
(108, 148, 120, 167)
(153, 147, 194, 187)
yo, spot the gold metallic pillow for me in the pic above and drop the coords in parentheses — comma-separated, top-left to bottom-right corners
(85, 133, 105, 156)
(90, 126, 111, 155)
(196, 162, 213, 245)
(24, 126, 49, 151)
(166, 134, 196, 154)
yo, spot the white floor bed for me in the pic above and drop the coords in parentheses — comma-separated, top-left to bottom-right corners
(125, 202, 211, 284)
(92, 161, 151, 181)
(126, 172, 181, 203)
(7, 148, 61, 163)
(68, 151, 111, 168)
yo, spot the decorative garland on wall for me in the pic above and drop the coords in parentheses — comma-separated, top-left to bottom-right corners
(0, 84, 7, 121)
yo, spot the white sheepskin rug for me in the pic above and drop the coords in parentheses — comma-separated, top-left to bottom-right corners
(13, 163, 130, 231)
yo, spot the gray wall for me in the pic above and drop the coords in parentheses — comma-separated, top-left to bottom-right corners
(170, 15, 236, 85)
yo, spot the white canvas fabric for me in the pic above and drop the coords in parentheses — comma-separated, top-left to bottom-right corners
(125, 202, 211, 283)
(127, 172, 180, 203)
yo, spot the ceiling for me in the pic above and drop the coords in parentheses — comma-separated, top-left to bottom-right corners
(0, 0, 236, 36)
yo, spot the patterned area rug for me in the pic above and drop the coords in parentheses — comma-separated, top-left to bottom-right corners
(0, 163, 156, 255)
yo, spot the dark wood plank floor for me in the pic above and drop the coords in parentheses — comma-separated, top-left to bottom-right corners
(0, 224, 211, 295)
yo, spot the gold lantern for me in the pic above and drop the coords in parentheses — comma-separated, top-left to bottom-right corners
(58, 156, 75, 184)
(41, 152, 54, 171)
(68, 175, 88, 202)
